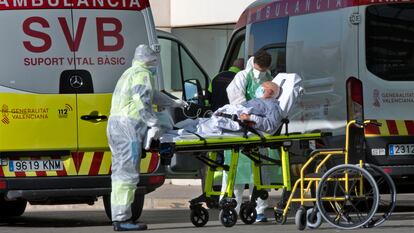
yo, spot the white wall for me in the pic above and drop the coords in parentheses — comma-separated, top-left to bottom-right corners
(149, 0, 255, 78)
(150, 0, 255, 27)
(172, 25, 235, 78)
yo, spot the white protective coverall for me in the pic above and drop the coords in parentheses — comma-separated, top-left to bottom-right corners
(223, 57, 272, 214)
(107, 45, 186, 223)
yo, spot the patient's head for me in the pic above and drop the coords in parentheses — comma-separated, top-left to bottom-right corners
(256, 81, 281, 99)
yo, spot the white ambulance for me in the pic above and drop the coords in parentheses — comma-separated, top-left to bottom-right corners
(216, 0, 414, 190)
(0, 0, 208, 220)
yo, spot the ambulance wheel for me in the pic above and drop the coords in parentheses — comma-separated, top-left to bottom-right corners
(219, 208, 238, 227)
(239, 202, 257, 224)
(274, 209, 287, 225)
(103, 193, 145, 222)
(295, 207, 307, 231)
(306, 208, 322, 229)
(0, 195, 27, 217)
(190, 206, 209, 227)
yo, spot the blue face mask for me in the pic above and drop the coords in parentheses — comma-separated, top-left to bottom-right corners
(148, 67, 157, 77)
(255, 86, 265, 98)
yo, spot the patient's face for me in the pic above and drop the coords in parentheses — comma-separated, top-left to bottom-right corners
(261, 82, 278, 99)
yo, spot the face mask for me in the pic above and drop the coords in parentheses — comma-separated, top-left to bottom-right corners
(252, 69, 261, 78)
(148, 67, 157, 77)
(253, 68, 266, 79)
(255, 86, 265, 98)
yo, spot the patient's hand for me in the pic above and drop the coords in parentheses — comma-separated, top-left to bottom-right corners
(240, 113, 250, 121)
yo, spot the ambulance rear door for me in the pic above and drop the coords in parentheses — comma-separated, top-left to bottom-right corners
(359, 3, 414, 171)
(0, 6, 78, 177)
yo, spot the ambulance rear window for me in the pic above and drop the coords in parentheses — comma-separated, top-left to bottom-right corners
(366, 4, 414, 81)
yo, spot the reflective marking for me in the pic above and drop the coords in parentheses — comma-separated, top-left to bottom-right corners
(78, 152, 94, 175)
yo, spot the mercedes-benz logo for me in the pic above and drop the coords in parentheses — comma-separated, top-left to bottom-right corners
(69, 75, 84, 89)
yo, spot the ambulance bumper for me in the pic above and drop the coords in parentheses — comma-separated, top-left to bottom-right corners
(0, 173, 165, 202)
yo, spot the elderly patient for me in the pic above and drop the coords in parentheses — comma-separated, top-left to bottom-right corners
(178, 81, 283, 136)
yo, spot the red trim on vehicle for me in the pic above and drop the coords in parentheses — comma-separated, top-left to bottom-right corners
(0, 166, 4, 177)
(147, 152, 159, 174)
(405, 120, 414, 135)
(0, 0, 150, 11)
(386, 120, 399, 135)
(73, 152, 84, 173)
(364, 122, 380, 135)
(89, 152, 104, 175)
(235, 0, 414, 30)
(14, 171, 26, 177)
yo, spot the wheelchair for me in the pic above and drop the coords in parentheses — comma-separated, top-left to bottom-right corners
(273, 120, 396, 230)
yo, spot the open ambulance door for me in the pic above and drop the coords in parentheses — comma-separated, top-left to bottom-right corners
(157, 32, 210, 177)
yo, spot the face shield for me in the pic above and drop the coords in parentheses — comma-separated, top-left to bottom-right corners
(133, 44, 158, 67)
(133, 44, 160, 88)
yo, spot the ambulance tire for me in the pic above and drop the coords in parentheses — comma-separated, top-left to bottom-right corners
(103, 193, 145, 222)
(0, 196, 27, 217)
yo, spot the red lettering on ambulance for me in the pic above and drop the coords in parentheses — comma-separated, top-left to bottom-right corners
(58, 17, 87, 52)
(23, 17, 51, 53)
(96, 17, 124, 52)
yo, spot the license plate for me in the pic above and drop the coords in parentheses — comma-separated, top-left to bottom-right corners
(389, 144, 414, 156)
(9, 160, 63, 172)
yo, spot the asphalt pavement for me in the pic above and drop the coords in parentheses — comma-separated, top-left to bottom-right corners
(26, 183, 283, 211)
(2, 183, 413, 233)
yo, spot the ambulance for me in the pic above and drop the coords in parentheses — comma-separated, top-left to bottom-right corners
(0, 0, 208, 219)
(216, 0, 414, 190)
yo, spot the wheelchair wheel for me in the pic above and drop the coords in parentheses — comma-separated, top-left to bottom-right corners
(239, 202, 257, 225)
(316, 164, 379, 230)
(363, 163, 396, 228)
(219, 208, 238, 227)
(190, 205, 209, 227)
(306, 208, 322, 229)
(274, 208, 287, 225)
(295, 206, 307, 231)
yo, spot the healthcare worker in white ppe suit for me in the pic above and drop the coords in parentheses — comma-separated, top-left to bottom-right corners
(107, 44, 187, 231)
(224, 49, 273, 222)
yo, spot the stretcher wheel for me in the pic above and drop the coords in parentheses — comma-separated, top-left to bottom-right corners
(219, 208, 238, 227)
(274, 208, 286, 225)
(295, 207, 307, 231)
(190, 206, 209, 227)
(306, 208, 322, 229)
(363, 163, 396, 228)
(239, 202, 257, 225)
(316, 164, 379, 230)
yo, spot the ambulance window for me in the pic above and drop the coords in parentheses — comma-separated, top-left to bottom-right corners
(264, 47, 286, 77)
(366, 4, 414, 81)
(248, 18, 288, 55)
(222, 32, 245, 71)
(159, 37, 208, 93)
(159, 38, 182, 91)
(180, 46, 207, 90)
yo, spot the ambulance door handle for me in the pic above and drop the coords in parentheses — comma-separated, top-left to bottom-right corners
(81, 114, 108, 122)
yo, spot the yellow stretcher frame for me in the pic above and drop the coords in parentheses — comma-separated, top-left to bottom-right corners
(159, 131, 326, 206)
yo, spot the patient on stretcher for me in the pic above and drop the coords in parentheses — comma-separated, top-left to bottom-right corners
(145, 73, 303, 147)
(176, 81, 282, 136)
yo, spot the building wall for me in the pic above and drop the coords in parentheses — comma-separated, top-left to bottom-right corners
(150, 0, 255, 78)
(150, 0, 255, 27)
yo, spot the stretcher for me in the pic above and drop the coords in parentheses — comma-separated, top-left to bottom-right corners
(156, 126, 329, 227)
(153, 73, 318, 227)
